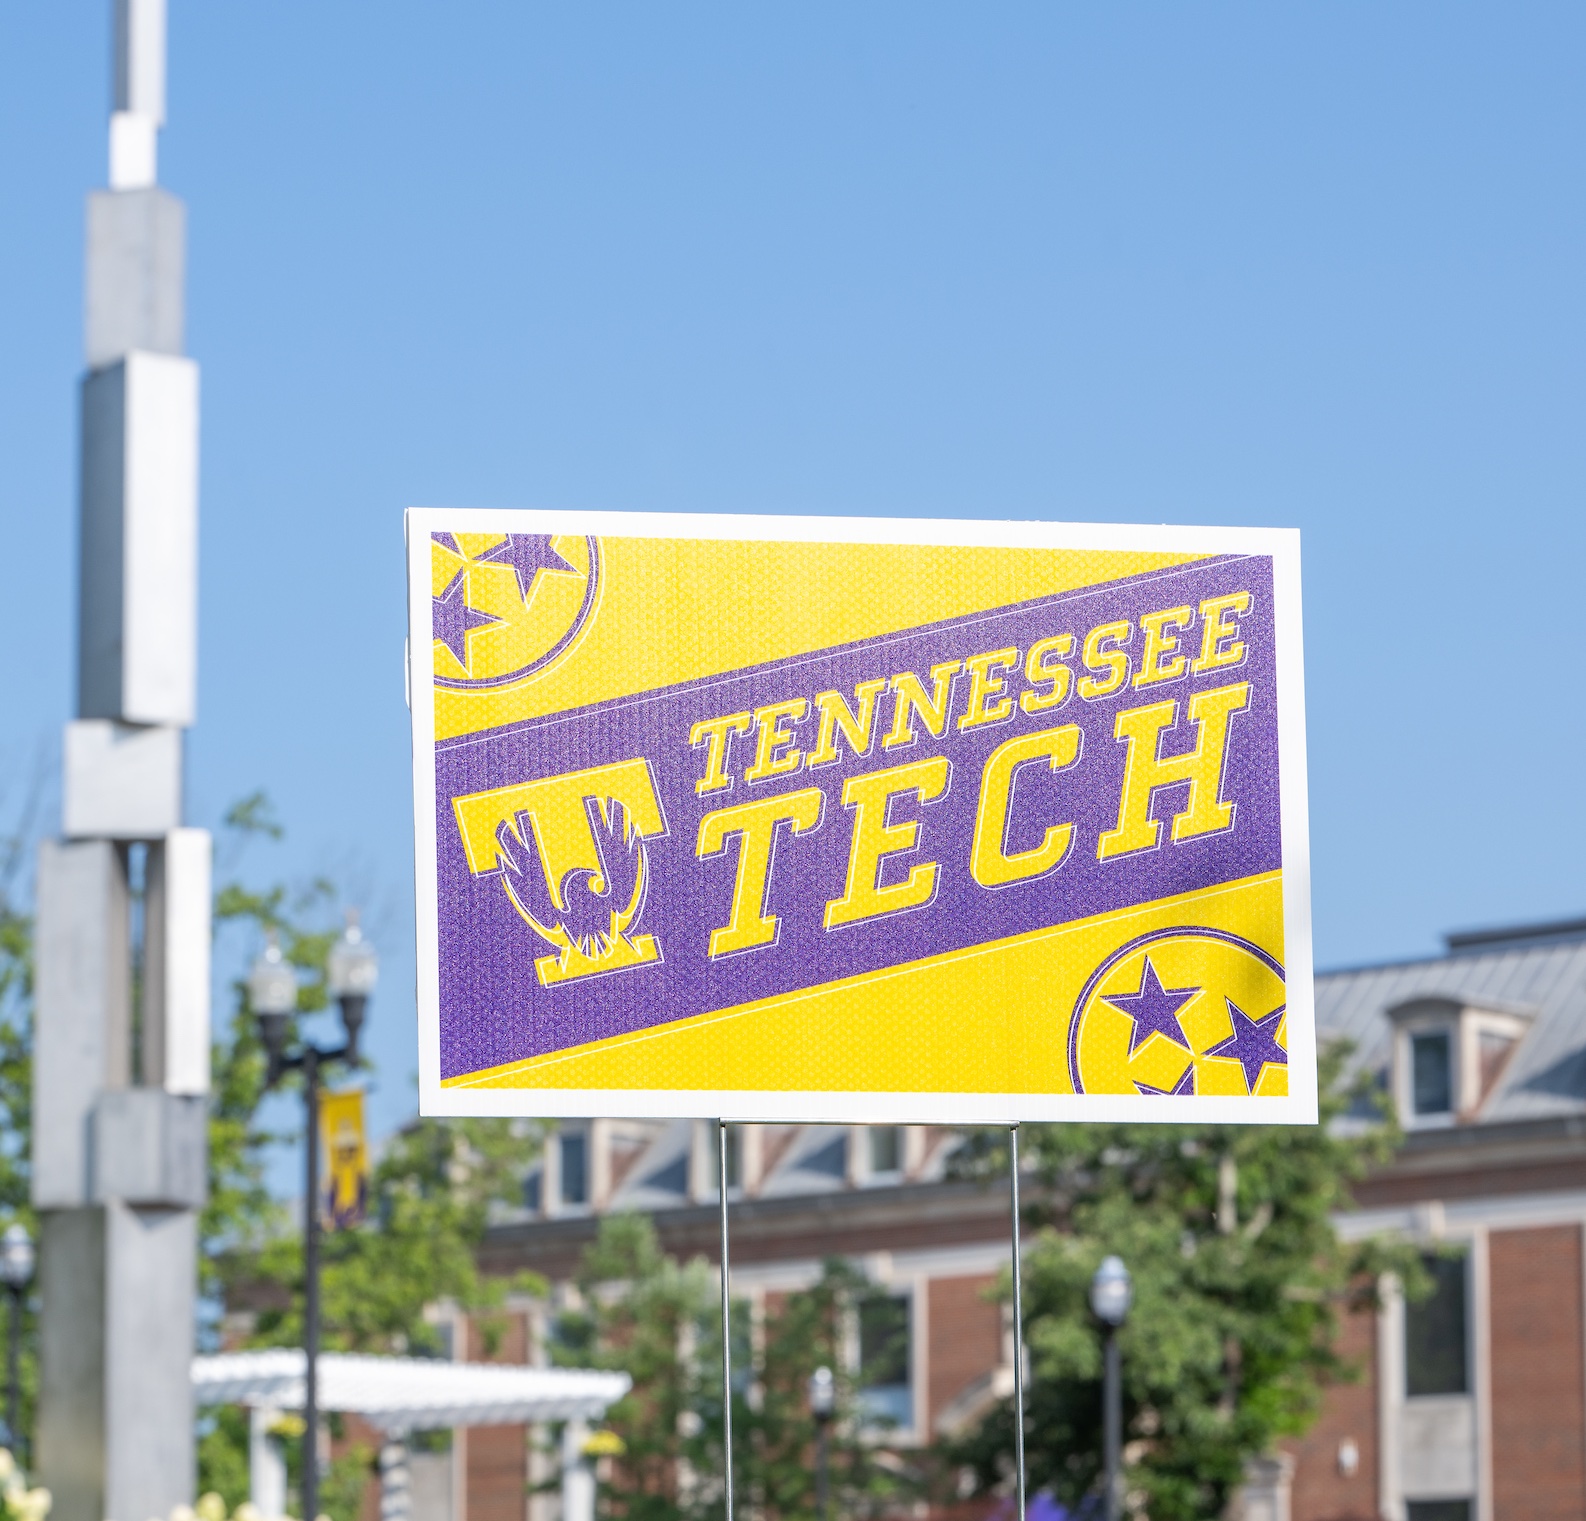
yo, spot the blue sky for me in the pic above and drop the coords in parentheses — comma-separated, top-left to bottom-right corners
(2, 3, 1584, 1144)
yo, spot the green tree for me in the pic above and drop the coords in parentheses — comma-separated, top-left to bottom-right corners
(198, 795, 545, 1516)
(944, 1047, 1423, 1521)
(0, 780, 39, 1454)
(561, 1214, 918, 1521)
(0, 781, 540, 1509)
(556, 1212, 716, 1521)
(745, 1259, 920, 1521)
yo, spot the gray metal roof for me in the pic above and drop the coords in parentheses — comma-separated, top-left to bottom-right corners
(1317, 927, 1586, 1123)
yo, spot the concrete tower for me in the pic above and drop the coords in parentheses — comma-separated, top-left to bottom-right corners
(33, 2, 209, 1516)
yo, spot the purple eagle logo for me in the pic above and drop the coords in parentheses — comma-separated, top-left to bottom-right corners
(492, 796, 660, 985)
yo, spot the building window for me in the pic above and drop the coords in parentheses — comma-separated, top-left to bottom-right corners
(1411, 1031, 1453, 1117)
(857, 1291, 912, 1429)
(868, 1126, 902, 1176)
(1406, 1503, 1471, 1521)
(1406, 1252, 1467, 1397)
(708, 1125, 742, 1192)
(560, 1129, 589, 1207)
(802, 1132, 848, 1179)
(523, 1169, 543, 1213)
(641, 1152, 689, 1196)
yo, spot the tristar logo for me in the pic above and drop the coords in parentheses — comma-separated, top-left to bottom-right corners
(452, 759, 667, 986)
(1067, 928, 1288, 1097)
(430, 531, 600, 690)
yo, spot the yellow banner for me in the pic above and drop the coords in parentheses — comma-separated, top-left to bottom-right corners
(321, 1088, 369, 1230)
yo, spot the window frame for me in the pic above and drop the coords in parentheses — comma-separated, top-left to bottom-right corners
(557, 1125, 591, 1211)
(1403, 1248, 1471, 1401)
(847, 1280, 922, 1443)
(863, 1125, 904, 1183)
(1410, 1030, 1455, 1121)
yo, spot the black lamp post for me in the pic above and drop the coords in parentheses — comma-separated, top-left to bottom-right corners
(0, 1224, 33, 1463)
(1089, 1255, 1132, 1521)
(249, 915, 378, 1521)
(808, 1364, 834, 1521)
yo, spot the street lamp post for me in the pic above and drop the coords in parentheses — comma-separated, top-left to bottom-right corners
(808, 1365, 834, 1521)
(1089, 1255, 1132, 1521)
(0, 1224, 33, 1463)
(249, 914, 378, 1521)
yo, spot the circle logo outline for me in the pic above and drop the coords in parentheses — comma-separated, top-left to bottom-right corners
(1067, 925, 1286, 1094)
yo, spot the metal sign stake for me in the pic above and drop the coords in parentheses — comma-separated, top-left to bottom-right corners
(1010, 1123, 1027, 1521)
(719, 1119, 735, 1521)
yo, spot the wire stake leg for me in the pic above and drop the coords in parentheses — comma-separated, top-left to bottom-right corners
(719, 1120, 735, 1521)
(1010, 1123, 1027, 1521)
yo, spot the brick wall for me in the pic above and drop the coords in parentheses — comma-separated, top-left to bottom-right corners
(927, 1273, 1003, 1435)
(1287, 1305, 1377, 1521)
(465, 1311, 531, 1521)
(1490, 1224, 1586, 1521)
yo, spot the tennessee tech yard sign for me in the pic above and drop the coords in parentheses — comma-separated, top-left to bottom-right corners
(408, 512, 1313, 1124)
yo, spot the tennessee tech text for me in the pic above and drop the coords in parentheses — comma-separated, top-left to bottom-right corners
(450, 589, 1257, 981)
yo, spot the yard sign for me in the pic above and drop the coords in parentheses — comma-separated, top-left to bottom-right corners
(408, 512, 1313, 1124)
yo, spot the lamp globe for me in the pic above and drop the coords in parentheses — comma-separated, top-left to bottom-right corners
(1089, 1254, 1133, 1327)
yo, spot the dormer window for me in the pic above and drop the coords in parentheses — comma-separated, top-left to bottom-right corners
(1388, 996, 1532, 1128)
(1411, 1031, 1453, 1117)
(559, 1128, 589, 1207)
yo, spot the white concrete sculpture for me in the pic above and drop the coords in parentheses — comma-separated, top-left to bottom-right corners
(33, 4, 211, 1519)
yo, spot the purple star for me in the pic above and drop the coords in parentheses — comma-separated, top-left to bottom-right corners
(432, 571, 501, 669)
(1205, 999, 1288, 1092)
(477, 534, 576, 604)
(1135, 1063, 1196, 1097)
(1103, 956, 1199, 1056)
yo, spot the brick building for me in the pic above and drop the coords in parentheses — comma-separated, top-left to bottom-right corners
(435, 916, 1586, 1521)
(1288, 916, 1586, 1521)
(442, 1122, 1018, 1521)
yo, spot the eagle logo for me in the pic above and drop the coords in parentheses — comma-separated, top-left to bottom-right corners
(492, 795, 661, 986)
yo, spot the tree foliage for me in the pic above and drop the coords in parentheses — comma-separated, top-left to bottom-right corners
(561, 1214, 918, 1521)
(198, 797, 545, 1515)
(0, 776, 1436, 1520)
(0, 779, 39, 1456)
(945, 1046, 1423, 1521)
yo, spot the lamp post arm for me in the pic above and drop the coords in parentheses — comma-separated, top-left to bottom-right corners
(265, 1036, 360, 1086)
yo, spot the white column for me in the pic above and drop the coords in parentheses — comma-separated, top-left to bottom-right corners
(561, 1419, 594, 1521)
(379, 1438, 412, 1521)
(249, 1407, 287, 1521)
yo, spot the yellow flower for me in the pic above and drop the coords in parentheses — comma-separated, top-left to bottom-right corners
(15, 1484, 51, 1521)
(268, 1415, 306, 1440)
(195, 1493, 226, 1521)
(580, 1430, 626, 1458)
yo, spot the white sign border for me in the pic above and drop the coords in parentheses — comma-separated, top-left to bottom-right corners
(408, 509, 1315, 1126)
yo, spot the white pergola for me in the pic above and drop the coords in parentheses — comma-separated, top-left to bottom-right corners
(194, 1352, 630, 1521)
